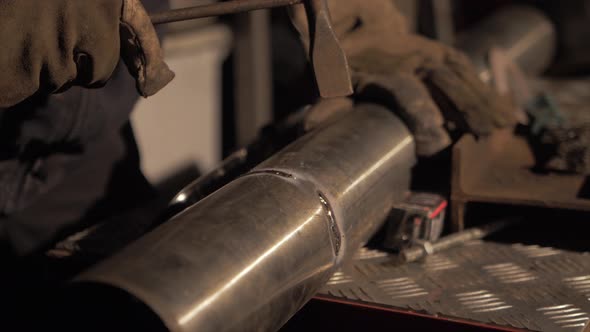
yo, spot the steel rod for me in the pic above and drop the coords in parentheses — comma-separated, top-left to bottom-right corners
(402, 219, 517, 262)
(150, 0, 303, 25)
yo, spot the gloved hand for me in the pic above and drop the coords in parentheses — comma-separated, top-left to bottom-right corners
(0, 0, 174, 108)
(292, 0, 515, 156)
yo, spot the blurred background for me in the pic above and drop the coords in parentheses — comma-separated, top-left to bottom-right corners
(132, 0, 590, 197)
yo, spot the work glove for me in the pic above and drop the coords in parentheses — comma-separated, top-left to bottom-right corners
(0, 0, 174, 108)
(292, 0, 515, 156)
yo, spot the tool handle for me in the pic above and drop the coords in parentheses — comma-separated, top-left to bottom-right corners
(150, 0, 303, 25)
(402, 219, 517, 262)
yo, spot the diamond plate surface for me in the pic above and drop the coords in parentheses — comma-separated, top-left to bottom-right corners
(538, 304, 590, 329)
(320, 241, 590, 331)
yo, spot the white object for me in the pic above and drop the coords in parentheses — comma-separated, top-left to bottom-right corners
(131, 24, 232, 184)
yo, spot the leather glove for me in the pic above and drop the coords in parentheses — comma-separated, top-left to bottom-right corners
(292, 0, 515, 156)
(0, 0, 174, 108)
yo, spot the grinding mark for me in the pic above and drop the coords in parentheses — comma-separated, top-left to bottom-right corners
(327, 270, 354, 285)
(537, 304, 590, 329)
(483, 263, 537, 284)
(456, 290, 513, 313)
(318, 191, 342, 257)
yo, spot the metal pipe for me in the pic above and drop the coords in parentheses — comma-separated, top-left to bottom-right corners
(75, 104, 415, 332)
(165, 105, 313, 218)
(457, 5, 556, 82)
(150, 0, 303, 25)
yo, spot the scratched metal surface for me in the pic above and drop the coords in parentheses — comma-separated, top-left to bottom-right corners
(319, 241, 590, 331)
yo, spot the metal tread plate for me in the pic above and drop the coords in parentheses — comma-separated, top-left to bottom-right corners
(319, 241, 590, 331)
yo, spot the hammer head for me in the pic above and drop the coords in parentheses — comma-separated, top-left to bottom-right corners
(302, 0, 353, 99)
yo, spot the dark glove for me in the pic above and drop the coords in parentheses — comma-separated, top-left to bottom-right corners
(292, 0, 515, 156)
(0, 0, 174, 108)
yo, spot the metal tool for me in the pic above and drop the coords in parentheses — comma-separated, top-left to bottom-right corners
(150, 0, 353, 99)
(166, 101, 351, 219)
(301, 0, 353, 98)
(75, 104, 415, 332)
(382, 193, 447, 252)
(401, 219, 514, 263)
(150, 0, 303, 24)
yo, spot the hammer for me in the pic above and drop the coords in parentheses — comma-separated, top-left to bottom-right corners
(150, 0, 353, 99)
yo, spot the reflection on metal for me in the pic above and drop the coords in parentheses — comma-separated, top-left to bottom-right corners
(303, 0, 353, 98)
(150, 0, 304, 25)
(456, 290, 513, 313)
(564, 276, 590, 298)
(169, 148, 248, 209)
(354, 247, 388, 261)
(538, 305, 590, 329)
(483, 262, 537, 284)
(422, 255, 458, 272)
(401, 220, 512, 262)
(458, 5, 556, 82)
(374, 277, 428, 299)
(76, 104, 415, 332)
(177, 207, 322, 326)
(320, 241, 590, 331)
(326, 271, 354, 286)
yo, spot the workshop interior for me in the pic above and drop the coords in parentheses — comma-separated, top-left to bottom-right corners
(3, 0, 590, 331)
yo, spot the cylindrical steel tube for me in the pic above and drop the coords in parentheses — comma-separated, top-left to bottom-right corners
(150, 0, 303, 25)
(457, 5, 556, 82)
(75, 104, 415, 332)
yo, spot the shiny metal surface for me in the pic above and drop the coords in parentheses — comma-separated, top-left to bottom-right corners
(150, 0, 303, 25)
(458, 5, 556, 82)
(321, 241, 590, 331)
(76, 104, 415, 332)
(168, 148, 249, 211)
(401, 220, 514, 262)
(151, 0, 353, 99)
(303, 0, 353, 98)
